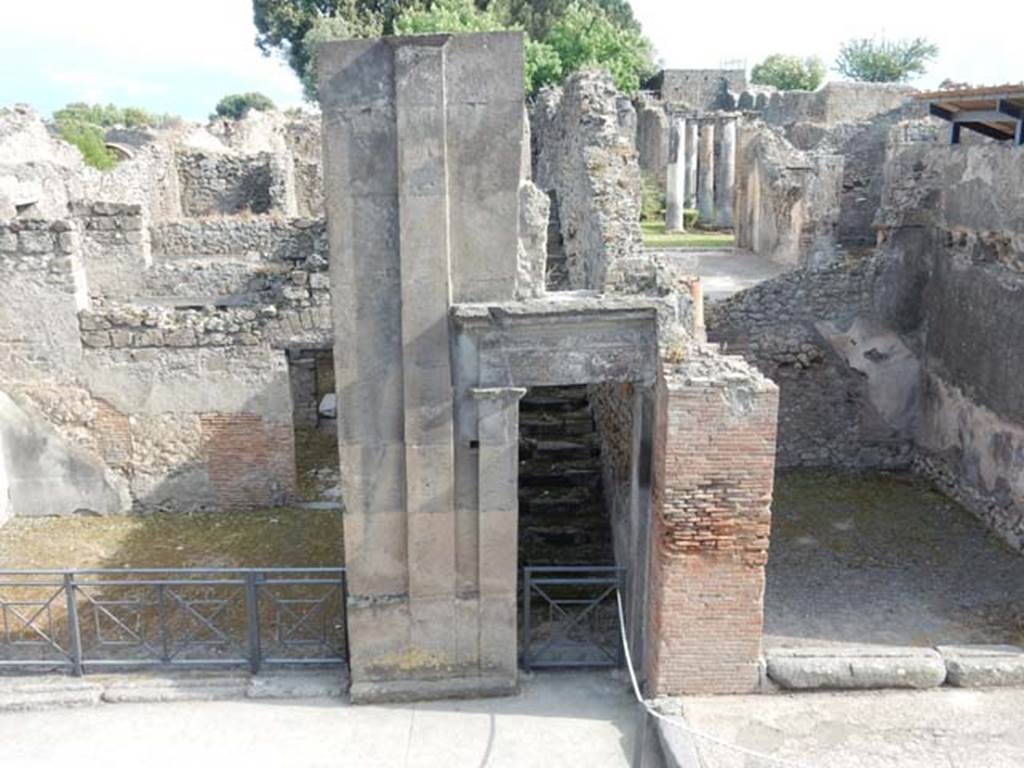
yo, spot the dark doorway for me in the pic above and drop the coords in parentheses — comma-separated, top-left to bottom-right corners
(287, 348, 341, 506)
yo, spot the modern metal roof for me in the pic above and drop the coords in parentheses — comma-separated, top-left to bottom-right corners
(917, 85, 1024, 144)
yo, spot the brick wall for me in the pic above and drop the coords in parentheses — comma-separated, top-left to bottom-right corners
(200, 413, 296, 509)
(645, 360, 778, 695)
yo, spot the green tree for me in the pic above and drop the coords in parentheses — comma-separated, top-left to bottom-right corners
(835, 36, 938, 83)
(254, 0, 653, 97)
(494, 0, 641, 40)
(542, 2, 652, 93)
(254, 0, 399, 81)
(212, 92, 278, 120)
(750, 54, 825, 91)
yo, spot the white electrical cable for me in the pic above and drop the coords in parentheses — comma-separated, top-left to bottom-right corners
(615, 590, 818, 768)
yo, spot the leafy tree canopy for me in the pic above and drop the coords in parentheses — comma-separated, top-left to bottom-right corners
(835, 36, 938, 83)
(255, 0, 654, 98)
(212, 92, 278, 120)
(750, 54, 825, 92)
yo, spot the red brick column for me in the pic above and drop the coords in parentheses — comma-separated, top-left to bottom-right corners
(645, 362, 778, 695)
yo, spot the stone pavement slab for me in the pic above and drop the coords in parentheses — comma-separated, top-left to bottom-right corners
(663, 687, 1024, 768)
(0, 670, 636, 768)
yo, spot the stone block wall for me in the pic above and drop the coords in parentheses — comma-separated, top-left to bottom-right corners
(0, 219, 88, 377)
(707, 254, 916, 469)
(149, 217, 326, 262)
(645, 352, 777, 695)
(176, 151, 292, 217)
(651, 69, 747, 111)
(758, 82, 914, 128)
(71, 201, 151, 299)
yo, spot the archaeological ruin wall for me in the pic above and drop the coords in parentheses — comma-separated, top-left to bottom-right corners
(713, 110, 1024, 551)
(0, 105, 337, 515)
(876, 129, 1024, 549)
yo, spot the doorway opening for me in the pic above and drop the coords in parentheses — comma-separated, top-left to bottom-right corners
(287, 347, 341, 506)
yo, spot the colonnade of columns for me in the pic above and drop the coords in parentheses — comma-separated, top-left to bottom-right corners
(664, 114, 737, 233)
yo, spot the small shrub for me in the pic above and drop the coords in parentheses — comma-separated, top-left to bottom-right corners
(53, 102, 175, 129)
(212, 92, 277, 121)
(683, 208, 698, 229)
(57, 120, 116, 170)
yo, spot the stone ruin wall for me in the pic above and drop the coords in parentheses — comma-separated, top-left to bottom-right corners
(876, 132, 1024, 550)
(0, 108, 330, 515)
(531, 70, 780, 694)
(634, 80, 924, 268)
(712, 115, 1024, 551)
(531, 69, 644, 292)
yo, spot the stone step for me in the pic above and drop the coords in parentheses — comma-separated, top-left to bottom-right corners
(520, 525, 608, 548)
(520, 493, 604, 518)
(520, 437, 599, 460)
(518, 465, 602, 489)
(518, 420, 595, 439)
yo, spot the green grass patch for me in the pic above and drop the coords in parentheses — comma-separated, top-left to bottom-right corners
(0, 508, 344, 570)
(641, 221, 735, 249)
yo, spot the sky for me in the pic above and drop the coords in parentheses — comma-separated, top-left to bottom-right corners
(0, 0, 1017, 120)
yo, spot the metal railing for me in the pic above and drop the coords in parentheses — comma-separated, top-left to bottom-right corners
(521, 565, 625, 670)
(0, 568, 347, 675)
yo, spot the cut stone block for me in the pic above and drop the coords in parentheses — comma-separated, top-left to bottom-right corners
(766, 646, 947, 690)
(939, 645, 1024, 688)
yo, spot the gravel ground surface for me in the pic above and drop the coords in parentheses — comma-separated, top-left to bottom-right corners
(765, 471, 1024, 650)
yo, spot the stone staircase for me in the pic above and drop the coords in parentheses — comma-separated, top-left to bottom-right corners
(517, 386, 613, 565)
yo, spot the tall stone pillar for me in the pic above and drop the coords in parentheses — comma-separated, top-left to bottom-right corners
(664, 117, 686, 232)
(696, 120, 715, 227)
(684, 119, 698, 210)
(471, 387, 526, 678)
(714, 117, 736, 229)
(319, 32, 525, 703)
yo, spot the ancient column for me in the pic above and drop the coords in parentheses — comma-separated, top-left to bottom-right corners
(665, 117, 686, 232)
(684, 119, 698, 210)
(696, 120, 715, 227)
(714, 117, 736, 229)
(471, 387, 526, 678)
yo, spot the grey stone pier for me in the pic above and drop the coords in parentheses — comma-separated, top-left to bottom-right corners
(318, 32, 525, 703)
(665, 117, 686, 232)
(714, 117, 736, 229)
(696, 120, 715, 226)
(684, 119, 698, 210)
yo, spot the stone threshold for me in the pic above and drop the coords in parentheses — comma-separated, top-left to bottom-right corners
(0, 670, 347, 713)
(764, 644, 1024, 691)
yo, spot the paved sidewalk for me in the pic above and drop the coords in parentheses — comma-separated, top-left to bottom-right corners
(669, 686, 1024, 768)
(0, 671, 636, 768)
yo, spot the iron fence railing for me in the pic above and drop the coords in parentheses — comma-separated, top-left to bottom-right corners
(521, 565, 625, 670)
(0, 568, 347, 675)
